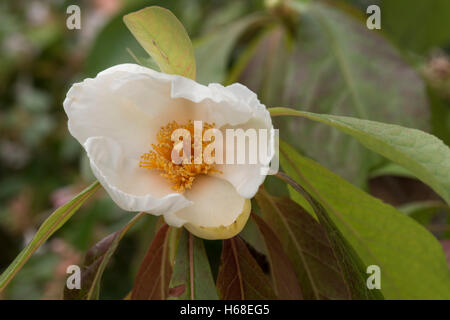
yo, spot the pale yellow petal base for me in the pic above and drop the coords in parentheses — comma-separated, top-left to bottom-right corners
(184, 199, 251, 240)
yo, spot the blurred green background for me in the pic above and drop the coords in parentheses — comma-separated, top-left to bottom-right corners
(1, 0, 449, 299)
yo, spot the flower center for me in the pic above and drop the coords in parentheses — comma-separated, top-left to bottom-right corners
(139, 120, 221, 192)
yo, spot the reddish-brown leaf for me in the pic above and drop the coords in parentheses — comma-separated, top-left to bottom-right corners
(131, 224, 172, 300)
(256, 189, 351, 299)
(251, 213, 303, 299)
(216, 237, 276, 300)
(442, 240, 450, 267)
(275, 172, 383, 300)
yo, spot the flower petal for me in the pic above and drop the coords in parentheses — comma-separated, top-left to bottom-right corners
(216, 98, 275, 198)
(171, 80, 275, 199)
(64, 64, 190, 153)
(172, 176, 250, 233)
(184, 199, 251, 240)
(64, 64, 271, 155)
(84, 136, 191, 226)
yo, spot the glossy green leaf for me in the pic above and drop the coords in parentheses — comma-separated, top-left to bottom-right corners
(0, 181, 101, 292)
(131, 224, 172, 300)
(168, 230, 218, 300)
(251, 213, 303, 299)
(270, 107, 450, 205)
(64, 212, 145, 300)
(124, 6, 196, 79)
(216, 236, 276, 300)
(279, 140, 450, 299)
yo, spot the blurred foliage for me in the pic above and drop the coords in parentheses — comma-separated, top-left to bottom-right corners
(381, 0, 450, 54)
(0, 0, 449, 299)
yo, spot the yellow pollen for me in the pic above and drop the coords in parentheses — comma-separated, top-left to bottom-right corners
(139, 120, 221, 192)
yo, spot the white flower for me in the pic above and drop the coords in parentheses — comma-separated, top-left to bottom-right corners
(63, 64, 274, 239)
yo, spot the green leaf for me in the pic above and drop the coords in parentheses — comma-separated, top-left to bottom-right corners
(429, 86, 450, 147)
(0, 181, 101, 292)
(255, 190, 368, 299)
(216, 236, 276, 300)
(124, 6, 196, 79)
(239, 214, 268, 256)
(168, 230, 218, 300)
(84, 3, 149, 77)
(369, 162, 416, 180)
(251, 213, 303, 299)
(195, 14, 264, 84)
(64, 212, 146, 300)
(131, 224, 172, 300)
(264, 2, 429, 185)
(381, 0, 450, 53)
(270, 107, 450, 205)
(126, 47, 160, 71)
(399, 201, 450, 226)
(279, 140, 450, 299)
(84, 1, 202, 77)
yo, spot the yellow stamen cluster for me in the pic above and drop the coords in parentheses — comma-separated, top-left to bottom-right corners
(139, 120, 221, 192)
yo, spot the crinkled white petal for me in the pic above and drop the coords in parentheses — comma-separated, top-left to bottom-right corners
(172, 176, 247, 228)
(171, 80, 275, 199)
(215, 106, 274, 199)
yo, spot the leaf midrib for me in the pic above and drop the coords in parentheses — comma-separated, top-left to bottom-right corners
(280, 147, 402, 297)
(259, 189, 321, 299)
